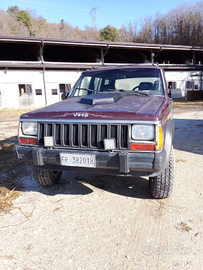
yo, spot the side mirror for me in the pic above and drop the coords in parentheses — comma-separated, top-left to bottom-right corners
(170, 88, 183, 99)
(61, 92, 69, 100)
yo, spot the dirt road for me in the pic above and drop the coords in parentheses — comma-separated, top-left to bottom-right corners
(0, 103, 202, 270)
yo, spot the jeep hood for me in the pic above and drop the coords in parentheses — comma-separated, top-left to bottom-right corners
(20, 94, 166, 121)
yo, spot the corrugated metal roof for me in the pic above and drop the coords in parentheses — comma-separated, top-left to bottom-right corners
(1, 36, 203, 52)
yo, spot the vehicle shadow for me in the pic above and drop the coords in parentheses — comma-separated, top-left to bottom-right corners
(61, 171, 151, 199)
(5, 170, 152, 200)
(173, 118, 203, 155)
(0, 136, 152, 200)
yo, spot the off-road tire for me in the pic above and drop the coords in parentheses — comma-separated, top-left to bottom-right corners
(33, 167, 62, 187)
(149, 146, 174, 199)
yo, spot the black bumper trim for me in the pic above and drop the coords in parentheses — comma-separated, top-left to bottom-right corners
(15, 145, 166, 177)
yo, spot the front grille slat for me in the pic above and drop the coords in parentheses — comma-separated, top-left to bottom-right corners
(64, 124, 69, 146)
(55, 124, 61, 145)
(121, 125, 128, 148)
(38, 122, 129, 150)
(91, 125, 97, 147)
(100, 125, 107, 148)
(47, 124, 52, 136)
(82, 124, 88, 147)
(69, 124, 73, 147)
(38, 123, 44, 145)
(73, 124, 78, 146)
(111, 125, 118, 148)
(116, 124, 120, 149)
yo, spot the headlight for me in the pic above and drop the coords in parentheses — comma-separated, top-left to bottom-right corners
(132, 125, 154, 140)
(22, 122, 37, 136)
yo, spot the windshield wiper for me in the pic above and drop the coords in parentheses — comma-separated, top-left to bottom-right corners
(130, 91, 149, 96)
(116, 89, 149, 96)
(75, 87, 100, 94)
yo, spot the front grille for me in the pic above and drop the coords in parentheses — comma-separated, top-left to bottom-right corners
(38, 122, 130, 150)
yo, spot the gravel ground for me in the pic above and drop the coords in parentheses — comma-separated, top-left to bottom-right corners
(0, 103, 202, 270)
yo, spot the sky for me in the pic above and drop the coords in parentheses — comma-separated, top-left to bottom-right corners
(0, 0, 197, 30)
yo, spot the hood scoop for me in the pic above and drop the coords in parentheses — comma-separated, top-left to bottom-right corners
(80, 93, 122, 105)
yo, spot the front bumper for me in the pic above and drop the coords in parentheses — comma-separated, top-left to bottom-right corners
(15, 145, 166, 177)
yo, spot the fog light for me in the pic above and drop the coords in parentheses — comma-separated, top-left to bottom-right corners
(104, 138, 116, 150)
(44, 136, 54, 147)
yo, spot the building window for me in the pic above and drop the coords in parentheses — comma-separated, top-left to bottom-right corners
(52, 89, 58, 95)
(26, 85, 32, 94)
(35, 89, 42, 95)
(168, 82, 177, 89)
(59, 83, 71, 93)
(19, 84, 33, 95)
(186, 81, 195, 89)
(59, 84, 65, 93)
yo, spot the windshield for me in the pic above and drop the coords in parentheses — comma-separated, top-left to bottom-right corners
(70, 68, 165, 97)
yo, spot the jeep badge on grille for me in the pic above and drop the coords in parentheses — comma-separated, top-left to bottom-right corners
(73, 112, 88, 117)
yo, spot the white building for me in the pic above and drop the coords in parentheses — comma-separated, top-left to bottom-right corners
(0, 37, 202, 108)
(0, 69, 81, 108)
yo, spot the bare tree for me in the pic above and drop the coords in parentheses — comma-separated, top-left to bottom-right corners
(1, 2, 203, 46)
(118, 22, 137, 42)
(82, 26, 100, 41)
(136, 16, 154, 43)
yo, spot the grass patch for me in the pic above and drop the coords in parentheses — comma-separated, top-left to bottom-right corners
(0, 142, 30, 214)
(172, 100, 203, 106)
(0, 187, 21, 214)
(0, 107, 36, 214)
(180, 222, 192, 232)
(0, 108, 40, 122)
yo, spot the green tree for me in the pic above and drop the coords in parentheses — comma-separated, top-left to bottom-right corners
(17, 10, 32, 29)
(100, 25, 120, 42)
(7, 5, 19, 15)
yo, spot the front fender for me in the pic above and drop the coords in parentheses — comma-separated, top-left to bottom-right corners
(151, 118, 175, 177)
(161, 118, 175, 169)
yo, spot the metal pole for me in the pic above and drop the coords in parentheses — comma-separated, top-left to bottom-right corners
(40, 40, 47, 106)
(43, 67, 47, 106)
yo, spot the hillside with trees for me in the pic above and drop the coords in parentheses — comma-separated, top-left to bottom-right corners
(0, 2, 203, 46)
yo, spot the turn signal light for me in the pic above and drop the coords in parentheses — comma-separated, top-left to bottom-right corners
(20, 138, 37, 145)
(131, 143, 155, 151)
(157, 125, 163, 150)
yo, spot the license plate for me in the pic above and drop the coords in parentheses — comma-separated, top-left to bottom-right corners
(60, 153, 96, 168)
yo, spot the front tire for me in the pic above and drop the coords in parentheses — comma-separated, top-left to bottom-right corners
(149, 146, 174, 199)
(33, 167, 62, 187)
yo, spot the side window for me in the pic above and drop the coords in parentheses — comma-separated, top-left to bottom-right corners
(94, 77, 102, 91)
(104, 79, 110, 85)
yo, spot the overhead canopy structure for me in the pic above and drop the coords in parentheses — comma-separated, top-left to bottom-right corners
(0, 36, 203, 70)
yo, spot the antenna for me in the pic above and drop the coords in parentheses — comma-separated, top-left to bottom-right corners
(89, 7, 99, 28)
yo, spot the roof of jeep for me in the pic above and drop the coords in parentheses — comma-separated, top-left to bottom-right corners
(83, 64, 162, 74)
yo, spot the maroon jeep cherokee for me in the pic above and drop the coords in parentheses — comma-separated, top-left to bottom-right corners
(15, 64, 175, 198)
